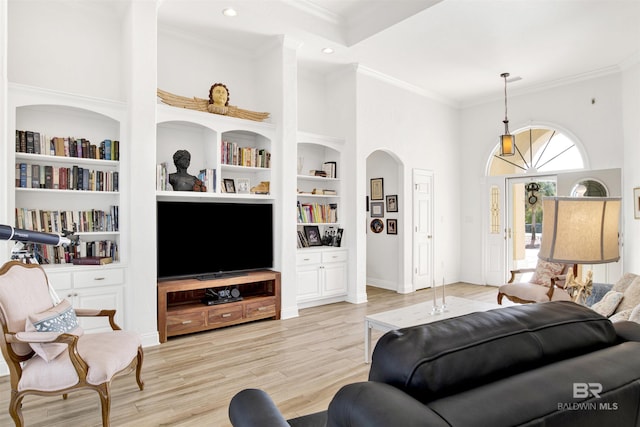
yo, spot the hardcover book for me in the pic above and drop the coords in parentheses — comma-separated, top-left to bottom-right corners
(71, 256, 113, 265)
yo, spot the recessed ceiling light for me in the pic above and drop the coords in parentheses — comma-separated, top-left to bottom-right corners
(222, 8, 237, 17)
(321, 47, 334, 54)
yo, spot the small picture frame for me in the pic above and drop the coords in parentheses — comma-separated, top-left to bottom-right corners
(387, 219, 397, 235)
(335, 228, 343, 247)
(370, 219, 384, 233)
(223, 178, 236, 193)
(236, 178, 250, 194)
(386, 194, 398, 212)
(635, 187, 640, 219)
(303, 225, 322, 246)
(370, 178, 384, 200)
(370, 201, 384, 218)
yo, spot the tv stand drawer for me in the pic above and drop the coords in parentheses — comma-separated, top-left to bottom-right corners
(245, 297, 277, 319)
(167, 310, 206, 334)
(208, 304, 243, 326)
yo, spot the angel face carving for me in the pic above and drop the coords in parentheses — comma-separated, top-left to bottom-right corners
(157, 85, 270, 122)
(209, 83, 229, 107)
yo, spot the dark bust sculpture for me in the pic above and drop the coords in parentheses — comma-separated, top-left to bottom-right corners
(169, 150, 199, 191)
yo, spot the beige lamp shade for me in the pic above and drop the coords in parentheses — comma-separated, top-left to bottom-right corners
(538, 197, 621, 264)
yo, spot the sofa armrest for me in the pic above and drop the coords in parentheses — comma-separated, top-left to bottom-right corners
(327, 382, 448, 427)
(229, 388, 290, 427)
(614, 320, 640, 342)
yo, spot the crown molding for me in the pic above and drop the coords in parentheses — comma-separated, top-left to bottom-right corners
(356, 65, 457, 108)
(461, 64, 627, 109)
(282, 0, 341, 26)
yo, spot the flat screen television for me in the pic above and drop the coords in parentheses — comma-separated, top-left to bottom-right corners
(156, 201, 273, 281)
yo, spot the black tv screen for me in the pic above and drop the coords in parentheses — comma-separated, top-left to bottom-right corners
(156, 201, 273, 280)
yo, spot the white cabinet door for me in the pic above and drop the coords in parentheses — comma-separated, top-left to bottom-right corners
(74, 286, 124, 333)
(296, 265, 322, 302)
(322, 262, 347, 297)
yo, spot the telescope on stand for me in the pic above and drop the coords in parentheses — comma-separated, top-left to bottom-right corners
(0, 224, 77, 264)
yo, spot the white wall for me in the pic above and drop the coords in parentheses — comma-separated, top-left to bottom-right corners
(622, 61, 640, 274)
(356, 72, 461, 288)
(460, 73, 626, 284)
(297, 66, 329, 134)
(7, 1, 124, 100)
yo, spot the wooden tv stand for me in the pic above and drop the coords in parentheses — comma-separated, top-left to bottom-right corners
(157, 270, 281, 343)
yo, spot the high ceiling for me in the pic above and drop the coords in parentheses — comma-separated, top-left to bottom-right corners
(157, 0, 640, 107)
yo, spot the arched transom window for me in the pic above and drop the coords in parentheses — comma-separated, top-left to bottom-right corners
(488, 127, 584, 176)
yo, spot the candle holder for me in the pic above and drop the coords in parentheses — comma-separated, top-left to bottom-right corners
(439, 277, 447, 312)
(430, 279, 441, 315)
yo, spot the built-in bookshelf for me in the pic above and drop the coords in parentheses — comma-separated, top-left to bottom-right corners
(155, 103, 275, 200)
(295, 132, 348, 307)
(296, 132, 344, 249)
(9, 84, 125, 265)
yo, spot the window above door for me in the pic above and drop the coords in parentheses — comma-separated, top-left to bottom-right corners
(489, 127, 584, 176)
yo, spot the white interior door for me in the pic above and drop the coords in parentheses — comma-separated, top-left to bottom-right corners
(413, 169, 433, 290)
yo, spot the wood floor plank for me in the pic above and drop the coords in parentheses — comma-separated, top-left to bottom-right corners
(0, 283, 508, 426)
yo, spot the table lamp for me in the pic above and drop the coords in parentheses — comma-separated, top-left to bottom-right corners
(537, 197, 621, 303)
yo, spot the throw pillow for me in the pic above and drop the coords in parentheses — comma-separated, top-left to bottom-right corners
(590, 291, 624, 317)
(609, 309, 632, 323)
(530, 260, 566, 287)
(25, 299, 84, 362)
(615, 276, 640, 313)
(612, 273, 639, 293)
(630, 305, 640, 323)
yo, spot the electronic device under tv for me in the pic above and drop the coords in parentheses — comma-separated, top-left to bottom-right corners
(156, 201, 273, 281)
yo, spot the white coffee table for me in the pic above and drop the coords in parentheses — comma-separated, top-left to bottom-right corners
(364, 296, 501, 363)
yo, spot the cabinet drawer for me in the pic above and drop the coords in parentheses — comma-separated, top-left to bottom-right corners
(322, 250, 347, 263)
(73, 268, 124, 288)
(296, 252, 322, 266)
(245, 298, 277, 319)
(167, 310, 206, 334)
(208, 304, 243, 326)
(46, 272, 72, 291)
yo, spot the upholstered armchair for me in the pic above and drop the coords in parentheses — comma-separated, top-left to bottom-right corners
(0, 261, 144, 427)
(497, 260, 571, 304)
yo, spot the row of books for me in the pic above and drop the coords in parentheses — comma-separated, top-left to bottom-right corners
(221, 140, 270, 168)
(16, 163, 119, 192)
(156, 163, 217, 192)
(15, 206, 119, 234)
(16, 130, 120, 161)
(297, 230, 312, 248)
(297, 202, 338, 224)
(29, 240, 118, 265)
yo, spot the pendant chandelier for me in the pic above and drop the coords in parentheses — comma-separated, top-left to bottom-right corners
(499, 72, 515, 156)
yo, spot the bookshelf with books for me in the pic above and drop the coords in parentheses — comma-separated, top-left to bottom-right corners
(6, 83, 127, 332)
(296, 132, 344, 243)
(295, 132, 348, 307)
(9, 84, 124, 265)
(156, 103, 275, 200)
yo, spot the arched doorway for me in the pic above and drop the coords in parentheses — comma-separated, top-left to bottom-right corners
(366, 150, 406, 292)
(484, 125, 587, 284)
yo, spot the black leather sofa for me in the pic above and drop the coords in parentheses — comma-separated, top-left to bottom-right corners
(229, 301, 640, 426)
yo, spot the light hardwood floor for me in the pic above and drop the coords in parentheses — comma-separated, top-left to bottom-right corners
(0, 283, 510, 427)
